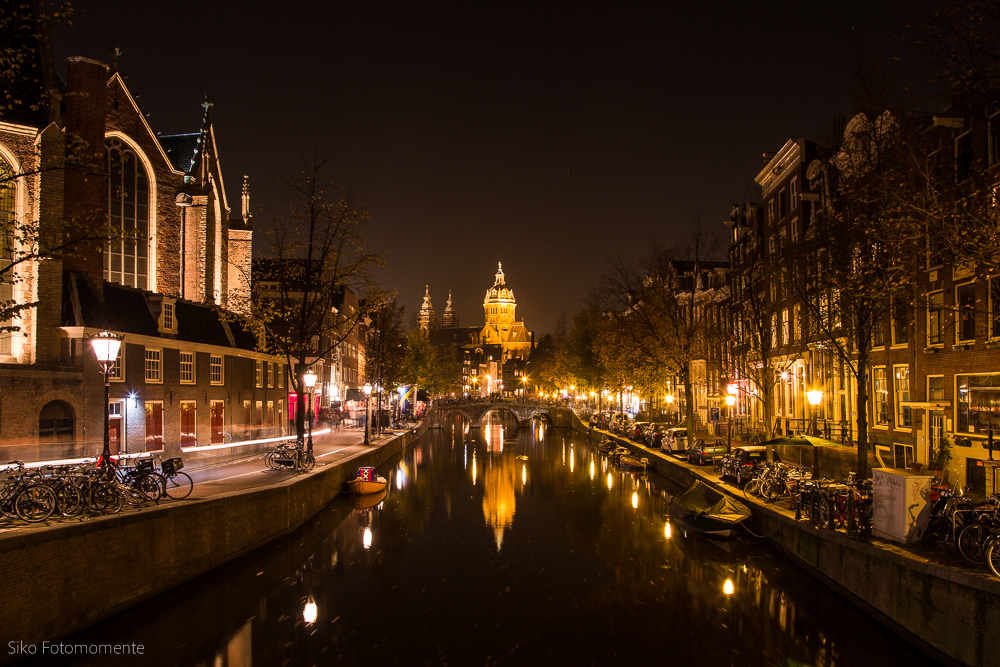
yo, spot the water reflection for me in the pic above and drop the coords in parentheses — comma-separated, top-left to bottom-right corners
(42, 421, 942, 667)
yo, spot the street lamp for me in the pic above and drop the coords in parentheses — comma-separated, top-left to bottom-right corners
(90, 329, 124, 469)
(303, 369, 317, 454)
(725, 394, 736, 452)
(807, 389, 823, 437)
(363, 383, 373, 446)
(521, 375, 528, 404)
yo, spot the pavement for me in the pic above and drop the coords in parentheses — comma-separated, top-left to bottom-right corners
(0, 425, 412, 536)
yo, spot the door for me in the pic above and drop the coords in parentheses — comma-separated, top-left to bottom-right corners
(968, 457, 986, 496)
(108, 402, 123, 455)
(210, 401, 225, 444)
(929, 411, 944, 462)
(145, 402, 163, 451)
(180, 402, 197, 447)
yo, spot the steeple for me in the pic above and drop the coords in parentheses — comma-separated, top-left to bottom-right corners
(241, 175, 252, 227)
(484, 261, 515, 329)
(418, 285, 435, 332)
(442, 289, 459, 328)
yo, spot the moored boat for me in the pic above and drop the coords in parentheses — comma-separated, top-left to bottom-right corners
(668, 480, 751, 539)
(619, 454, 650, 472)
(346, 466, 389, 495)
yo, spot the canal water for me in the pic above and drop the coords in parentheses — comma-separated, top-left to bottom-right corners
(35, 415, 942, 666)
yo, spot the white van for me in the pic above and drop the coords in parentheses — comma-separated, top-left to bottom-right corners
(661, 427, 688, 455)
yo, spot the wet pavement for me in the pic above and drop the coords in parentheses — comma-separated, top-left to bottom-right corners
(27, 415, 944, 666)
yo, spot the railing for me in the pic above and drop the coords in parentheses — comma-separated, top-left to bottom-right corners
(772, 418, 854, 445)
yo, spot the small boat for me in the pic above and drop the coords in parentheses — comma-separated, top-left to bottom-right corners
(346, 466, 389, 495)
(515, 454, 529, 461)
(619, 454, 650, 472)
(608, 446, 631, 461)
(597, 441, 615, 454)
(668, 480, 751, 539)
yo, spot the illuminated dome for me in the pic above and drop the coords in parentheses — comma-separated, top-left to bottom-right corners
(483, 262, 516, 329)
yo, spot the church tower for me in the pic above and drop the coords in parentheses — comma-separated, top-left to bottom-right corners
(417, 285, 435, 332)
(442, 290, 459, 328)
(483, 262, 516, 330)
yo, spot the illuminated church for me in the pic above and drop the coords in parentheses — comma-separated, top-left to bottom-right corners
(425, 262, 534, 397)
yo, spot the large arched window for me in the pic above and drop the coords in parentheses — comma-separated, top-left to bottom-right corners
(106, 138, 149, 289)
(0, 156, 16, 355)
(39, 400, 74, 442)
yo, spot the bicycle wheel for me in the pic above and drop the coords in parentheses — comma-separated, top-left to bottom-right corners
(743, 479, 760, 500)
(164, 472, 193, 500)
(957, 522, 991, 564)
(303, 453, 316, 472)
(854, 499, 873, 535)
(14, 485, 56, 522)
(811, 497, 832, 529)
(118, 483, 149, 507)
(986, 536, 1000, 578)
(922, 518, 951, 552)
(91, 482, 122, 514)
(54, 482, 84, 516)
(135, 473, 164, 502)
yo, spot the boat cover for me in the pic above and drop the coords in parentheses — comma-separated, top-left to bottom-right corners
(672, 480, 751, 525)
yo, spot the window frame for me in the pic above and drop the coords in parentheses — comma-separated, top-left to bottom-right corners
(872, 366, 889, 428)
(893, 365, 912, 430)
(179, 351, 195, 385)
(144, 348, 162, 383)
(144, 400, 164, 451)
(210, 355, 224, 385)
(956, 281, 977, 344)
(110, 344, 125, 382)
(255, 359, 263, 388)
(927, 290, 944, 347)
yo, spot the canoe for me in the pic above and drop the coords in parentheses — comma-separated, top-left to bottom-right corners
(668, 480, 751, 539)
(619, 454, 650, 472)
(346, 476, 388, 495)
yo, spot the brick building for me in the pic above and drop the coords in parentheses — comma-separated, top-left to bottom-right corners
(0, 37, 284, 461)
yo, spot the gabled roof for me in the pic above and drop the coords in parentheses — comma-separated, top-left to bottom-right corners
(159, 133, 200, 173)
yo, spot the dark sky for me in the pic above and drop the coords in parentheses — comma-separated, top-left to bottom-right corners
(52, 1, 904, 335)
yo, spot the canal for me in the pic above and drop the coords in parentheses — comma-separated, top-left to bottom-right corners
(34, 415, 942, 666)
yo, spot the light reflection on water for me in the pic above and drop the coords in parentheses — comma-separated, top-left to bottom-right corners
(38, 413, 941, 667)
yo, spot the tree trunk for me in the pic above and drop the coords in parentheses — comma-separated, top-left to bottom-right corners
(683, 372, 696, 445)
(855, 362, 871, 480)
(761, 367, 775, 461)
(295, 362, 306, 445)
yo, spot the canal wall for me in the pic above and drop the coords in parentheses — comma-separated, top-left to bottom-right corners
(0, 425, 426, 664)
(592, 430, 1000, 667)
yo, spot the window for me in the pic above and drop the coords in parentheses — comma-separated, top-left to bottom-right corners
(873, 367, 889, 426)
(771, 313, 778, 347)
(145, 349, 161, 382)
(255, 360, 263, 387)
(894, 366, 912, 428)
(179, 352, 195, 384)
(210, 355, 223, 384)
(793, 304, 803, 341)
(267, 400, 275, 427)
(790, 217, 799, 243)
(278, 399, 284, 426)
(892, 298, 909, 346)
(956, 374, 1000, 435)
(957, 282, 977, 342)
(0, 157, 17, 355)
(180, 401, 196, 447)
(927, 234, 944, 269)
(255, 400, 263, 425)
(991, 278, 1000, 339)
(105, 138, 150, 289)
(277, 363, 283, 388)
(956, 132, 973, 182)
(789, 177, 798, 210)
(267, 362, 274, 388)
(873, 313, 885, 347)
(778, 188, 787, 218)
(928, 291, 944, 346)
(243, 399, 251, 426)
(767, 199, 775, 223)
(210, 401, 224, 444)
(782, 309, 790, 345)
(162, 302, 174, 331)
(928, 375, 945, 402)
(110, 345, 125, 382)
(144, 402, 163, 451)
(893, 443, 914, 470)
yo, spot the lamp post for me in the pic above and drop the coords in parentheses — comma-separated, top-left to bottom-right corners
(807, 390, 823, 479)
(363, 383, 373, 446)
(303, 369, 317, 454)
(90, 329, 124, 469)
(521, 375, 528, 404)
(665, 393, 674, 424)
(725, 394, 736, 453)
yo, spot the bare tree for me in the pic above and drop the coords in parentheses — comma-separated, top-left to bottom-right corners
(250, 155, 388, 445)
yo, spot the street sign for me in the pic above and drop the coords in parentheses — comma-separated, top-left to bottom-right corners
(709, 407, 720, 422)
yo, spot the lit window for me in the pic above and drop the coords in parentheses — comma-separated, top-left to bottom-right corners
(255, 360, 263, 387)
(872, 368, 889, 426)
(179, 352, 194, 384)
(267, 362, 274, 388)
(276, 363, 283, 388)
(110, 345, 125, 382)
(105, 139, 150, 289)
(957, 282, 976, 342)
(162, 303, 174, 331)
(928, 291, 944, 346)
(894, 366, 911, 428)
(145, 349, 161, 382)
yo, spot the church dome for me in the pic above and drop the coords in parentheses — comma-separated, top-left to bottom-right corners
(484, 262, 515, 304)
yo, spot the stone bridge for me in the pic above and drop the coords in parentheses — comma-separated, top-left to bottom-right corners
(433, 402, 581, 429)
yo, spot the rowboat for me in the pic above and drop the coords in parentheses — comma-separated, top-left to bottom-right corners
(346, 466, 389, 495)
(668, 480, 751, 539)
(349, 486, 388, 510)
(619, 454, 650, 472)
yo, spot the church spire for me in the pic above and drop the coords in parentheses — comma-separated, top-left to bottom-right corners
(442, 289, 459, 328)
(418, 285, 435, 332)
(241, 175, 252, 226)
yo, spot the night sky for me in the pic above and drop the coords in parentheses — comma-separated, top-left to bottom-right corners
(52, 1, 904, 335)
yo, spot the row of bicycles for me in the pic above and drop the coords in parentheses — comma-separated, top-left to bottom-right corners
(922, 488, 1000, 578)
(0, 454, 193, 524)
(741, 462, 875, 535)
(264, 443, 315, 472)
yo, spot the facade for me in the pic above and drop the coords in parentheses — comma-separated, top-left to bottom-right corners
(0, 40, 284, 462)
(436, 263, 535, 398)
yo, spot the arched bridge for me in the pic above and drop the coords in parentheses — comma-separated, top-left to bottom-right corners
(433, 402, 581, 430)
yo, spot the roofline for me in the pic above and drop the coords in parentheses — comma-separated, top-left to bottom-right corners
(107, 71, 184, 176)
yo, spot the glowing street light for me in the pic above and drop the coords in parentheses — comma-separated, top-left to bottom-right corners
(90, 329, 124, 468)
(303, 368, 317, 454)
(363, 383, 373, 446)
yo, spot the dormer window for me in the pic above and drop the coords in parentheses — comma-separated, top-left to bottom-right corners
(159, 299, 177, 334)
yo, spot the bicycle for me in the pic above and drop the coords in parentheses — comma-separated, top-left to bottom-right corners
(157, 457, 193, 499)
(922, 489, 978, 552)
(0, 461, 57, 523)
